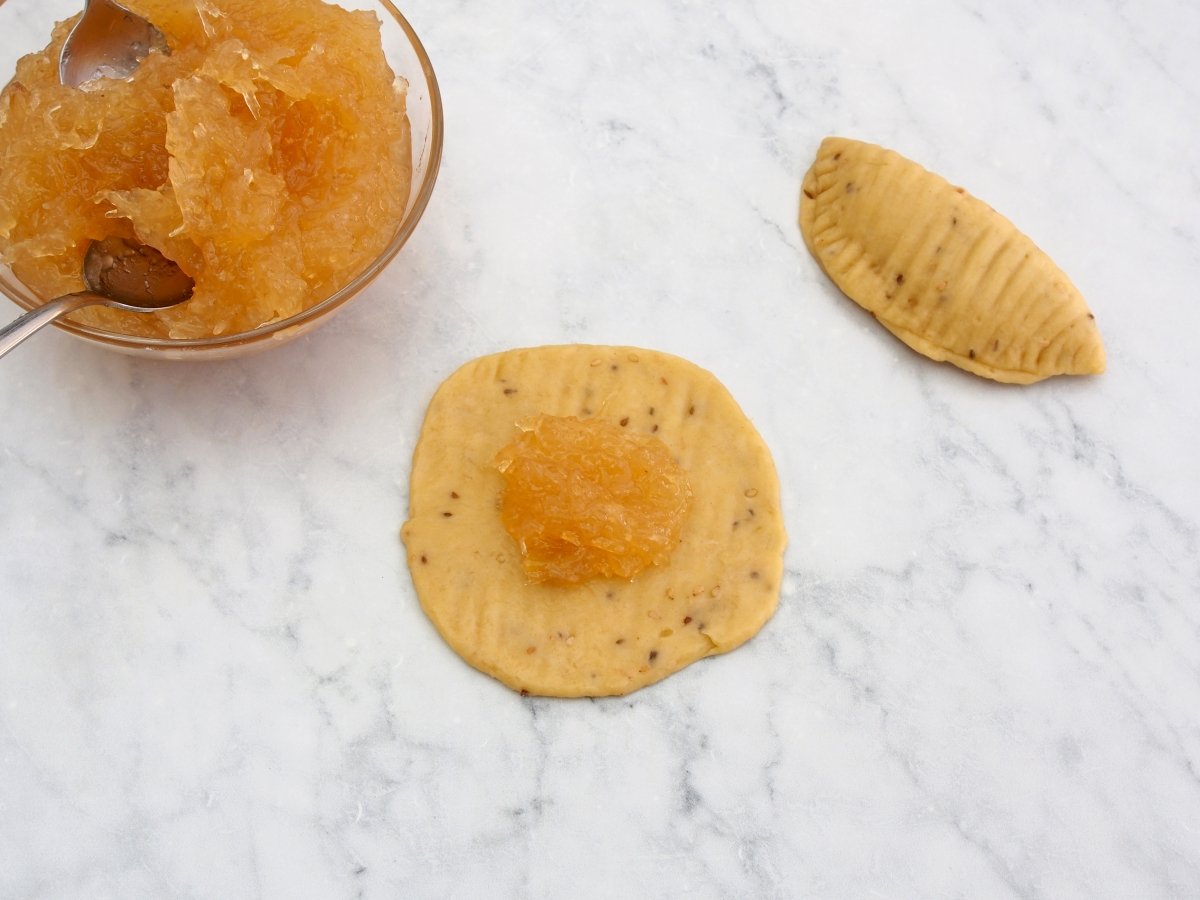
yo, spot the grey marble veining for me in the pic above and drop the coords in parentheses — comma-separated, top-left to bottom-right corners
(2, 0, 1199, 897)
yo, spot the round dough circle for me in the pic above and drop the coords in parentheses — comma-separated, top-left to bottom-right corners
(402, 345, 786, 697)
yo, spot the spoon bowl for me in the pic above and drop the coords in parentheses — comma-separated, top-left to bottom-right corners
(58, 0, 167, 87)
(0, 238, 194, 359)
(82, 237, 196, 310)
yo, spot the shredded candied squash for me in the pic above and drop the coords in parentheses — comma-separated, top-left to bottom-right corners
(0, 0, 411, 339)
(494, 414, 692, 585)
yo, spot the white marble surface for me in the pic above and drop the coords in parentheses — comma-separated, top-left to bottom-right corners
(2, 0, 1199, 897)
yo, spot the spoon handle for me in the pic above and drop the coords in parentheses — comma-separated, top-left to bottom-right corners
(0, 293, 106, 359)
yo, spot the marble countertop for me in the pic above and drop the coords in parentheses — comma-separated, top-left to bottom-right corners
(3, 0, 1199, 897)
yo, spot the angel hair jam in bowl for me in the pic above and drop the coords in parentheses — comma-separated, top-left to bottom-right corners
(0, 0, 442, 360)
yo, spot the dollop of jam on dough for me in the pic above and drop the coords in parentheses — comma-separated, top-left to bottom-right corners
(494, 414, 691, 584)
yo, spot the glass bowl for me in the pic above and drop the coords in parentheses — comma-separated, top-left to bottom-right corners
(0, 0, 442, 360)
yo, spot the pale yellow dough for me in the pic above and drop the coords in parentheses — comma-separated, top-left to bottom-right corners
(401, 345, 786, 698)
(800, 137, 1105, 384)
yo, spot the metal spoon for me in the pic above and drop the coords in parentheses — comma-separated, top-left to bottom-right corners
(59, 0, 167, 88)
(0, 4, 186, 357)
(0, 237, 194, 358)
